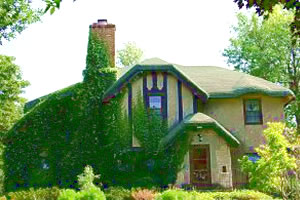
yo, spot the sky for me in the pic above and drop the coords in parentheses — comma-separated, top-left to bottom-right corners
(0, 0, 246, 101)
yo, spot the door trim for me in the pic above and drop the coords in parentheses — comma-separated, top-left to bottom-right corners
(189, 144, 211, 187)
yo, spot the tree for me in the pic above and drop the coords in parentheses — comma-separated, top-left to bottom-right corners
(0, 55, 29, 136)
(239, 122, 299, 199)
(223, 5, 300, 132)
(0, 0, 41, 44)
(233, 0, 299, 37)
(117, 42, 143, 67)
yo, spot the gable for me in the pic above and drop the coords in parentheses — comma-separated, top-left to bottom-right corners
(103, 62, 209, 103)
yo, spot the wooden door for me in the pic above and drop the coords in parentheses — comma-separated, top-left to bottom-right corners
(190, 145, 211, 186)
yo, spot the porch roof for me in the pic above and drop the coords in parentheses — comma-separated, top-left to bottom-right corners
(160, 113, 240, 148)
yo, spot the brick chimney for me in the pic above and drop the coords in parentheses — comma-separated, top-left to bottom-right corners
(90, 19, 116, 66)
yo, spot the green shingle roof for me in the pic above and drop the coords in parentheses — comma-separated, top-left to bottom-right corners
(26, 57, 294, 112)
(110, 57, 294, 101)
(160, 112, 240, 148)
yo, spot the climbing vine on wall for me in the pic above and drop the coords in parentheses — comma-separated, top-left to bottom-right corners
(3, 28, 192, 192)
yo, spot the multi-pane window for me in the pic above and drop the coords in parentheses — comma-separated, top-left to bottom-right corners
(244, 99, 263, 124)
(149, 96, 162, 115)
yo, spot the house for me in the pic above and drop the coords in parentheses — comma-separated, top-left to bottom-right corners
(13, 20, 295, 189)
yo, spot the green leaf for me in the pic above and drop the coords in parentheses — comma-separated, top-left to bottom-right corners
(50, 7, 55, 15)
(44, 5, 51, 14)
(54, 0, 61, 9)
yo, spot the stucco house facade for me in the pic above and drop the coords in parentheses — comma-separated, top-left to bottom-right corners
(22, 20, 295, 188)
(94, 20, 294, 188)
(103, 57, 294, 188)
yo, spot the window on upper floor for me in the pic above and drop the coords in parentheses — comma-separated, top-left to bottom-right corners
(244, 99, 263, 125)
(149, 95, 162, 116)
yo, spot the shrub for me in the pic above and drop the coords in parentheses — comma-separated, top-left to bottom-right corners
(7, 187, 60, 200)
(155, 189, 191, 200)
(189, 191, 214, 200)
(156, 189, 274, 200)
(58, 187, 106, 200)
(77, 165, 101, 191)
(58, 189, 77, 200)
(77, 187, 106, 200)
(239, 122, 297, 199)
(131, 189, 156, 200)
(227, 190, 274, 200)
(104, 187, 132, 200)
(209, 190, 274, 200)
(58, 166, 106, 200)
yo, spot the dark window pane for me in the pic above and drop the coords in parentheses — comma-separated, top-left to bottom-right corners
(245, 100, 262, 124)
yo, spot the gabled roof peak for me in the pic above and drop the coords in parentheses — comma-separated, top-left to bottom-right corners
(139, 57, 170, 65)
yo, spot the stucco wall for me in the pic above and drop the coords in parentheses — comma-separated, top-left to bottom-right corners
(131, 76, 143, 104)
(167, 75, 179, 127)
(131, 75, 143, 147)
(176, 129, 233, 188)
(203, 94, 285, 186)
(182, 83, 194, 118)
(122, 87, 128, 115)
(203, 94, 285, 151)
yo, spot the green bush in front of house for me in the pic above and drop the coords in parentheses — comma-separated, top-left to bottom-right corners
(239, 122, 299, 199)
(104, 186, 132, 200)
(156, 189, 275, 200)
(6, 187, 60, 200)
(58, 187, 106, 200)
(58, 165, 106, 200)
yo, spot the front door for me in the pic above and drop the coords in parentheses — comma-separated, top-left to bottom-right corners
(190, 144, 211, 186)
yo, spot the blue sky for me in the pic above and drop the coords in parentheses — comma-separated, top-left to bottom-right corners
(0, 0, 247, 101)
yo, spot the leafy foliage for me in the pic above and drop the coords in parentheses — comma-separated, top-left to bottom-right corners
(233, 0, 299, 37)
(97, 93, 190, 188)
(0, 0, 41, 44)
(131, 188, 156, 200)
(104, 187, 132, 200)
(239, 122, 298, 199)
(6, 187, 60, 200)
(117, 42, 143, 67)
(3, 28, 117, 191)
(3, 26, 189, 192)
(83, 30, 113, 83)
(132, 95, 167, 154)
(223, 5, 300, 132)
(0, 55, 29, 136)
(77, 165, 101, 191)
(156, 189, 275, 200)
(58, 166, 106, 200)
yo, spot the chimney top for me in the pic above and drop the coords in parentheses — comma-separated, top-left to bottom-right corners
(90, 19, 115, 28)
(89, 19, 116, 66)
(98, 19, 108, 25)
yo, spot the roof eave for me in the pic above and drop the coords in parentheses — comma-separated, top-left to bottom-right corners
(160, 119, 240, 149)
(185, 122, 240, 147)
(102, 64, 209, 102)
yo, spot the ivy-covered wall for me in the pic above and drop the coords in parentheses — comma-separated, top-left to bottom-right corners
(3, 28, 191, 192)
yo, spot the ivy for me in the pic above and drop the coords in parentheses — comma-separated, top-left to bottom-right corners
(3, 28, 117, 192)
(3, 28, 191, 192)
